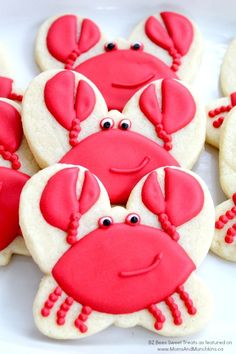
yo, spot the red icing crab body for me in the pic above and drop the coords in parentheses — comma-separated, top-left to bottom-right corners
(76, 50, 177, 111)
(53, 223, 195, 314)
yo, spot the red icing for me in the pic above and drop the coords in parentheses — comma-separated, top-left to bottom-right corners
(139, 79, 196, 149)
(44, 71, 96, 146)
(0, 77, 22, 102)
(142, 168, 204, 231)
(52, 223, 195, 314)
(0, 77, 13, 98)
(74, 80, 96, 123)
(161, 79, 196, 133)
(212, 117, 224, 128)
(40, 167, 100, 232)
(230, 92, 236, 107)
(66, 212, 81, 245)
(77, 19, 100, 53)
(208, 103, 232, 129)
(164, 168, 203, 226)
(148, 304, 166, 330)
(208, 105, 232, 119)
(225, 225, 236, 244)
(208, 93, 236, 129)
(41, 286, 62, 317)
(40, 168, 79, 231)
(176, 285, 197, 315)
(46, 15, 100, 65)
(165, 296, 182, 325)
(56, 296, 74, 325)
(139, 84, 162, 125)
(142, 171, 165, 215)
(74, 305, 92, 333)
(60, 129, 179, 204)
(0, 100, 22, 169)
(75, 50, 177, 111)
(145, 16, 173, 52)
(8, 92, 23, 102)
(45, 12, 195, 111)
(79, 169, 100, 214)
(0, 100, 23, 153)
(0, 167, 29, 251)
(145, 12, 193, 71)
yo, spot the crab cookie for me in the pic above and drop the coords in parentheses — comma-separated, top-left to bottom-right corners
(211, 108, 236, 261)
(20, 164, 214, 339)
(0, 98, 39, 265)
(22, 70, 206, 204)
(35, 11, 203, 111)
(206, 93, 236, 148)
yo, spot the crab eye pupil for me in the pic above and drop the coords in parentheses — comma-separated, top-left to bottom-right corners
(132, 43, 141, 50)
(103, 121, 111, 129)
(121, 122, 129, 130)
(103, 219, 111, 226)
(130, 216, 139, 223)
(107, 42, 115, 51)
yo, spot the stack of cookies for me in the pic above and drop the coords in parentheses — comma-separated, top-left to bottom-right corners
(0, 10, 234, 340)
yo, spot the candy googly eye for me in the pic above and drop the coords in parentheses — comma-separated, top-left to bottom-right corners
(100, 118, 114, 130)
(125, 213, 141, 226)
(98, 216, 113, 228)
(130, 42, 144, 51)
(104, 42, 118, 51)
(119, 119, 131, 130)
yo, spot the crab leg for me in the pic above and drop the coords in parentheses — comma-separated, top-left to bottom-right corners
(148, 304, 166, 330)
(56, 296, 74, 325)
(41, 286, 62, 317)
(0, 145, 21, 170)
(74, 305, 92, 333)
(165, 296, 182, 325)
(176, 285, 197, 315)
(208, 104, 232, 128)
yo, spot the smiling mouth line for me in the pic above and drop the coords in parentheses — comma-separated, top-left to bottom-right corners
(119, 253, 163, 277)
(112, 73, 155, 89)
(110, 156, 151, 174)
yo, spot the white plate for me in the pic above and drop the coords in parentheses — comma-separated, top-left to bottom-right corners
(0, 0, 235, 353)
